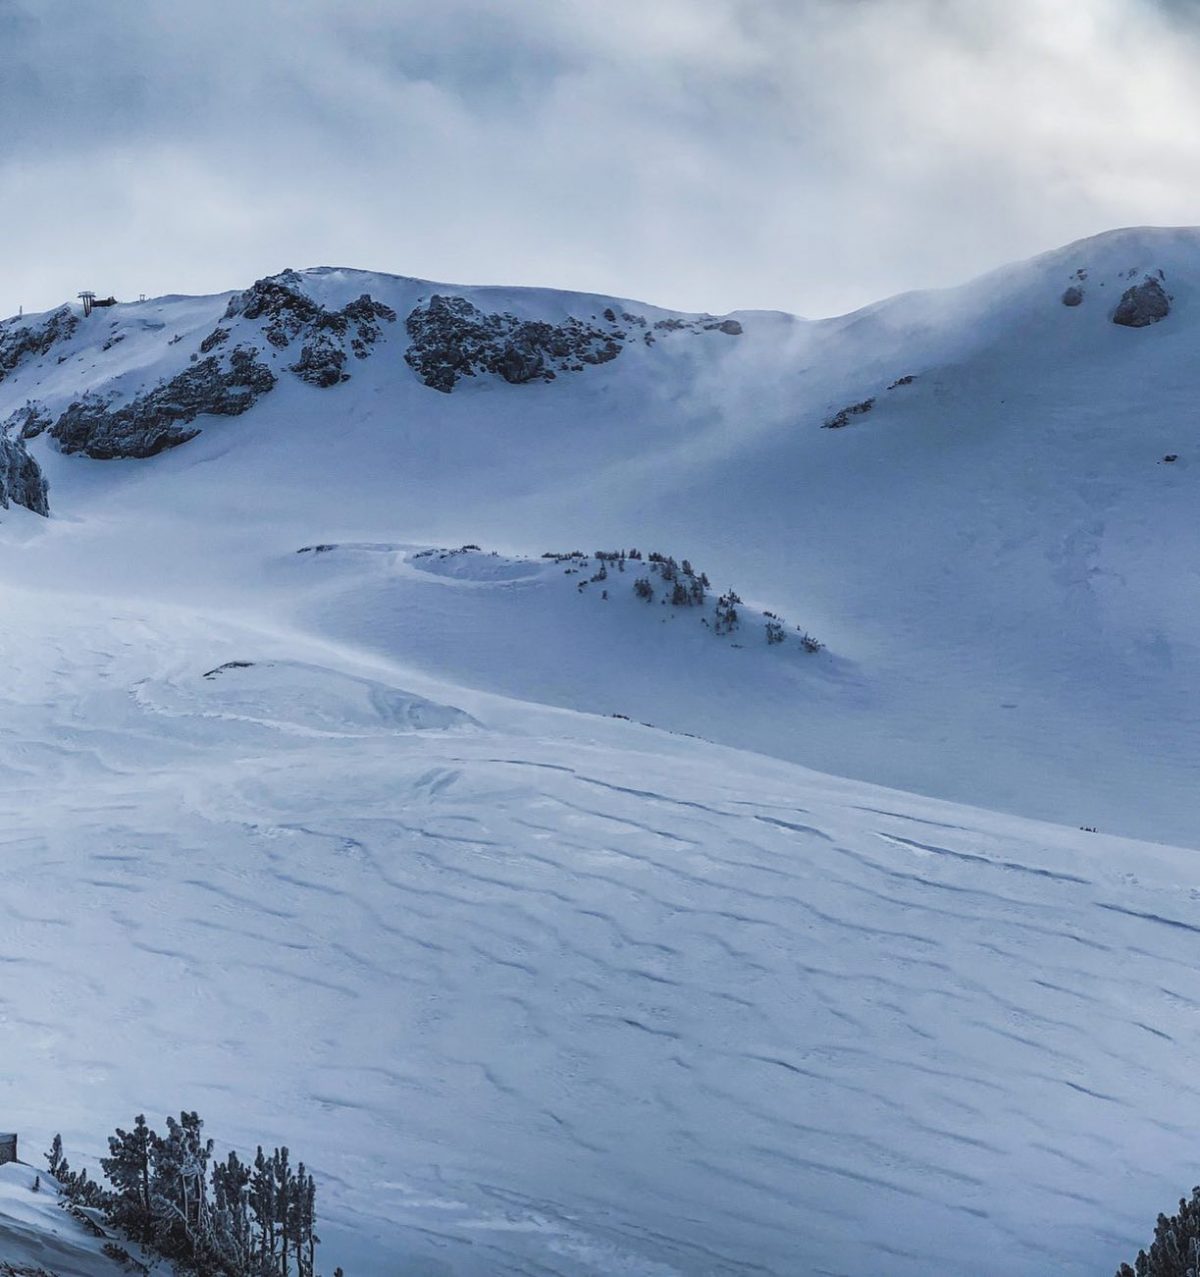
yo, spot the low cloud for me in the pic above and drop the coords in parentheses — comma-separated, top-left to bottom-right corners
(1, 0, 1197, 317)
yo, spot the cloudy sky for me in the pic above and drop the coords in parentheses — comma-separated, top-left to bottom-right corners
(1, 0, 1198, 318)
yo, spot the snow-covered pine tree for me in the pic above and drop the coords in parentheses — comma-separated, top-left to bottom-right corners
(149, 1111, 213, 1260)
(275, 1146, 292, 1277)
(100, 1113, 156, 1242)
(1116, 1184, 1200, 1275)
(211, 1148, 254, 1274)
(251, 1145, 280, 1275)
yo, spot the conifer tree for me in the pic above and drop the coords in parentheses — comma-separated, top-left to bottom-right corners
(211, 1148, 253, 1274)
(100, 1113, 156, 1242)
(275, 1146, 292, 1277)
(149, 1111, 213, 1258)
(251, 1145, 279, 1275)
(1116, 1185, 1200, 1275)
(46, 1133, 69, 1183)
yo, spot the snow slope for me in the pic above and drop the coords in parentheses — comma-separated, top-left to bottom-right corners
(0, 580, 1196, 1277)
(3, 227, 1198, 843)
(0, 1163, 130, 1277)
(1, 228, 1199, 1274)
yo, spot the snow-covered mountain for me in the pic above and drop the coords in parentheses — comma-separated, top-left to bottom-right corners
(0, 227, 1197, 1276)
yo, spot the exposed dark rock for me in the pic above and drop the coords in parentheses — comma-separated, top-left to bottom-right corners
(652, 314, 742, 337)
(404, 295, 625, 392)
(289, 335, 348, 387)
(221, 275, 396, 375)
(4, 401, 53, 441)
(202, 660, 256, 678)
(49, 345, 276, 459)
(888, 374, 916, 389)
(1061, 286, 1085, 307)
(224, 271, 322, 347)
(0, 307, 78, 383)
(823, 397, 876, 429)
(403, 292, 744, 392)
(199, 326, 230, 353)
(336, 294, 397, 357)
(0, 433, 49, 515)
(1112, 276, 1170, 328)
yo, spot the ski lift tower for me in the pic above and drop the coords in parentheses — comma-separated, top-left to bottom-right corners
(77, 290, 96, 317)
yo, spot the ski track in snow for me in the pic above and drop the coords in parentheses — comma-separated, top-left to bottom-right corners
(0, 596, 1193, 1276)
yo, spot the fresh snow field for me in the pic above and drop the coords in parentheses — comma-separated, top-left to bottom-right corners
(1, 226, 1198, 1274)
(0, 1161, 130, 1277)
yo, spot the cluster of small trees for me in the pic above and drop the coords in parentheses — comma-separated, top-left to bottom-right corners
(631, 553, 709, 608)
(47, 1114, 331, 1277)
(713, 589, 741, 635)
(1117, 1185, 1200, 1275)
(544, 543, 823, 653)
(624, 550, 823, 651)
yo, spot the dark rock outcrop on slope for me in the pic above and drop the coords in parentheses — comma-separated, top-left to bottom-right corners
(1112, 276, 1171, 328)
(404, 295, 625, 392)
(0, 307, 78, 383)
(222, 273, 397, 385)
(404, 294, 744, 392)
(823, 397, 876, 429)
(288, 334, 349, 388)
(225, 271, 322, 346)
(43, 346, 277, 460)
(0, 433, 49, 515)
(1061, 286, 1085, 307)
(5, 401, 53, 441)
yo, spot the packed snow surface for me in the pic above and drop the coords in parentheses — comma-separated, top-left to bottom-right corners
(1, 227, 1199, 1275)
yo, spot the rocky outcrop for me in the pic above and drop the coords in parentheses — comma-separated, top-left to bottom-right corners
(45, 346, 276, 459)
(222, 274, 396, 384)
(1061, 286, 1085, 307)
(337, 294, 398, 358)
(404, 295, 744, 392)
(225, 271, 322, 347)
(0, 434, 48, 515)
(199, 325, 230, 353)
(1113, 276, 1171, 328)
(3, 401, 52, 441)
(404, 295, 625, 392)
(288, 334, 348, 388)
(823, 397, 876, 429)
(649, 314, 743, 336)
(0, 307, 78, 383)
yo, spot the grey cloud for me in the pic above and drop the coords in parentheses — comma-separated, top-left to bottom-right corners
(1, 0, 1198, 317)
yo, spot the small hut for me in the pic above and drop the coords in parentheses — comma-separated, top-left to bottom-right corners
(0, 1133, 16, 1165)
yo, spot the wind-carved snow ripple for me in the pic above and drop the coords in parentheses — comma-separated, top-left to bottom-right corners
(1, 612, 1197, 1275)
